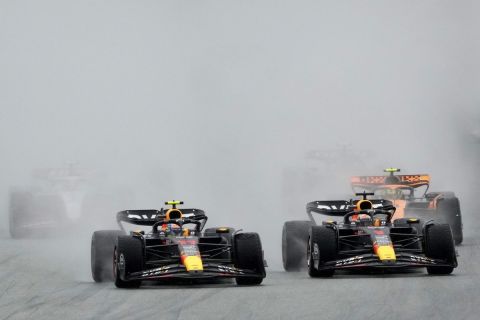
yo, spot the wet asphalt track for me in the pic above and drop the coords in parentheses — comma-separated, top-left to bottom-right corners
(1, 224, 479, 320)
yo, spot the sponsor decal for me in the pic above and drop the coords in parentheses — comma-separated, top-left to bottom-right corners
(127, 213, 194, 220)
(118, 254, 125, 270)
(318, 204, 350, 210)
(335, 256, 363, 266)
(142, 266, 170, 276)
(364, 176, 386, 184)
(180, 245, 200, 256)
(312, 243, 320, 260)
(128, 213, 158, 220)
(410, 256, 435, 264)
(218, 265, 244, 274)
(178, 239, 198, 246)
(373, 235, 391, 246)
(318, 203, 384, 210)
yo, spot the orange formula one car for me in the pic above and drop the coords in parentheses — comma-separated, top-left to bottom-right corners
(351, 168, 463, 244)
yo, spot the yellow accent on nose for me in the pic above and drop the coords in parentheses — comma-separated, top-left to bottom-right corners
(377, 246, 396, 261)
(183, 256, 203, 272)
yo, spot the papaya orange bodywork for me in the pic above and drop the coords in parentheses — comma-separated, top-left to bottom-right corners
(391, 199, 406, 219)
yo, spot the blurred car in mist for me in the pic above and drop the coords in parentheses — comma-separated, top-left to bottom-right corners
(350, 168, 463, 244)
(9, 164, 134, 238)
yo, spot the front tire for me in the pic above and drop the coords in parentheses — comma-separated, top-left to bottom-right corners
(308, 226, 337, 277)
(424, 224, 456, 275)
(234, 233, 266, 285)
(114, 236, 143, 288)
(91, 230, 125, 282)
(282, 220, 313, 271)
(436, 197, 463, 245)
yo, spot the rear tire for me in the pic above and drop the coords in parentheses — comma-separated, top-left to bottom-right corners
(282, 220, 313, 271)
(114, 236, 143, 288)
(91, 230, 125, 282)
(308, 226, 337, 277)
(234, 233, 265, 285)
(436, 197, 463, 245)
(424, 224, 456, 275)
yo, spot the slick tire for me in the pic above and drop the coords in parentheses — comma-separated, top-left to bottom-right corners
(91, 230, 125, 282)
(436, 197, 463, 245)
(114, 236, 143, 288)
(234, 233, 266, 285)
(308, 226, 337, 277)
(424, 224, 456, 275)
(9, 192, 33, 239)
(282, 220, 314, 271)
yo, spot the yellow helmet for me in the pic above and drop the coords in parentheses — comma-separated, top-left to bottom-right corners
(356, 200, 373, 211)
(165, 209, 183, 220)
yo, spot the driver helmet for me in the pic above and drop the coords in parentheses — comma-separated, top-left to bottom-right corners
(353, 200, 373, 224)
(162, 209, 183, 235)
(165, 209, 183, 220)
(356, 200, 373, 211)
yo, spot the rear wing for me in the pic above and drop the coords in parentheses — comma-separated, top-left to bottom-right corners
(306, 200, 354, 217)
(116, 208, 207, 230)
(117, 210, 163, 226)
(351, 174, 430, 189)
(306, 199, 394, 219)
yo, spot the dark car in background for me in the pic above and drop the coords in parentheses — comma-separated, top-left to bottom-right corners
(9, 164, 132, 238)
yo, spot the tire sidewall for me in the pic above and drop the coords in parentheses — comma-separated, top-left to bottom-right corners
(233, 233, 265, 283)
(282, 220, 313, 271)
(436, 197, 463, 244)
